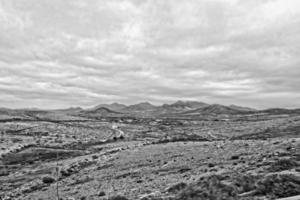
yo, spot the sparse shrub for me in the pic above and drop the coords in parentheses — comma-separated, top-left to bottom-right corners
(255, 172, 300, 198)
(42, 175, 55, 184)
(55, 138, 63, 143)
(108, 195, 128, 200)
(60, 168, 72, 177)
(139, 191, 163, 200)
(28, 160, 34, 164)
(0, 168, 9, 176)
(175, 175, 237, 200)
(231, 155, 240, 160)
(269, 158, 298, 172)
(178, 168, 191, 174)
(167, 182, 187, 193)
(98, 191, 106, 196)
(232, 174, 257, 193)
(11, 138, 22, 143)
(208, 163, 215, 168)
(286, 146, 292, 151)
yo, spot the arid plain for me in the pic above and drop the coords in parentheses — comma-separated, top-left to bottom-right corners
(1, 101, 300, 200)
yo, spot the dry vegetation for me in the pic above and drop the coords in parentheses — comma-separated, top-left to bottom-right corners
(0, 107, 299, 200)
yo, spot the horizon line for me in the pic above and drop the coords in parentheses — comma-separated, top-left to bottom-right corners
(1, 100, 300, 111)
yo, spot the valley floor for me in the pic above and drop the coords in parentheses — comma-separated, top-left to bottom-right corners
(0, 115, 300, 200)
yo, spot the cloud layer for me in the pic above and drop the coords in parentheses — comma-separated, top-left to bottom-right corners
(0, 0, 300, 109)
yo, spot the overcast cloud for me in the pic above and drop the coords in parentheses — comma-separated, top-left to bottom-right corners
(0, 0, 300, 109)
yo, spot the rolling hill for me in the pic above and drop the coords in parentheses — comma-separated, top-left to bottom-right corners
(178, 104, 254, 116)
(1, 101, 300, 120)
(121, 102, 157, 112)
(93, 103, 127, 112)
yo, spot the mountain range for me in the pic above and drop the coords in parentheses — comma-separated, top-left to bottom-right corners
(1, 101, 300, 120)
(81, 101, 298, 118)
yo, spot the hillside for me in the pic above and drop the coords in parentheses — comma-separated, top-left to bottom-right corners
(121, 102, 157, 112)
(1, 106, 299, 200)
(93, 103, 127, 112)
(82, 107, 125, 118)
(177, 104, 253, 117)
(3, 101, 300, 121)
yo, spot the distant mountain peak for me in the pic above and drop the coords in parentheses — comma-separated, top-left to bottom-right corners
(93, 103, 127, 111)
(111, 102, 126, 106)
(229, 104, 256, 112)
(170, 100, 208, 108)
(88, 107, 121, 114)
(179, 104, 254, 116)
(135, 102, 154, 106)
(122, 102, 156, 112)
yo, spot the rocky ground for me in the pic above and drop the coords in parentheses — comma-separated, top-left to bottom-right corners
(0, 114, 300, 200)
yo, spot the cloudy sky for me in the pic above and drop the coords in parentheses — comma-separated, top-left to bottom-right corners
(0, 0, 300, 109)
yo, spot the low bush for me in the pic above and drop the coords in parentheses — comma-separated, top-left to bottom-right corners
(108, 195, 129, 200)
(42, 175, 55, 184)
(175, 175, 238, 200)
(255, 172, 300, 198)
(268, 158, 298, 172)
